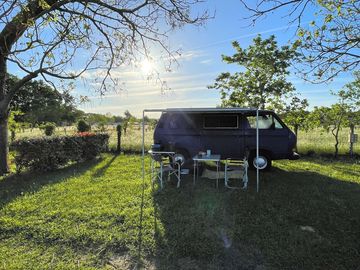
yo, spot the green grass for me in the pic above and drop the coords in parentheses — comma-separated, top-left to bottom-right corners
(0, 154, 359, 269)
(297, 128, 360, 155)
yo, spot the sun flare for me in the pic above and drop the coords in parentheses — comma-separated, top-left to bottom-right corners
(140, 58, 154, 74)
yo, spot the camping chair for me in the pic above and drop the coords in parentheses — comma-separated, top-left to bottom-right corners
(150, 152, 181, 190)
(224, 157, 249, 189)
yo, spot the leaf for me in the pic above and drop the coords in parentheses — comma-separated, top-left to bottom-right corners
(324, 14, 333, 23)
(39, 0, 51, 9)
(297, 29, 305, 37)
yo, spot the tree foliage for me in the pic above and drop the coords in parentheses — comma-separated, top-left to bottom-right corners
(209, 35, 297, 109)
(283, 96, 309, 151)
(239, 0, 360, 82)
(41, 122, 56, 136)
(309, 72, 360, 158)
(7, 75, 80, 125)
(310, 104, 349, 158)
(0, 0, 209, 174)
(77, 119, 91, 133)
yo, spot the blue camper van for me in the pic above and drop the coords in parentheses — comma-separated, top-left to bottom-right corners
(153, 108, 299, 170)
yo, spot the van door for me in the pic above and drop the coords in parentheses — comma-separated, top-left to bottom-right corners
(243, 113, 289, 159)
(201, 114, 241, 159)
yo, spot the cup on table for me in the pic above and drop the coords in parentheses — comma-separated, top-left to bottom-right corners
(207, 150, 211, 156)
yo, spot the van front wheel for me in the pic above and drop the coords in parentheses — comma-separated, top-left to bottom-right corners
(249, 153, 272, 171)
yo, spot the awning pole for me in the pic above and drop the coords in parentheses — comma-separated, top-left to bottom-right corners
(142, 110, 145, 183)
(256, 108, 259, 193)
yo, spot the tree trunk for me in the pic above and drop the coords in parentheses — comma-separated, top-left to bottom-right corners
(332, 125, 340, 159)
(294, 124, 298, 152)
(0, 55, 9, 175)
(117, 130, 121, 153)
(0, 115, 9, 174)
(349, 124, 355, 157)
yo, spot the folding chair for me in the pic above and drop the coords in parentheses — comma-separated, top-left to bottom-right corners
(224, 157, 249, 189)
(150, 152, 181, 190)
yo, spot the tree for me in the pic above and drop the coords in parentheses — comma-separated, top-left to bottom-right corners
(122, 110, 133, 135)
(208, 35, 297, 109)
(0, 0, 208, 174)
(85, 113, 113, 126)
(41, 122, 56, 136)
(283, 96, 309, 151)
(77, 119, 91, 133)
(333, 71, 360, 156)
(8, 110, 23, 142)
(8, 75, 78, 125)
(239, 0, 360, 82)
(310, 104, 349, 158)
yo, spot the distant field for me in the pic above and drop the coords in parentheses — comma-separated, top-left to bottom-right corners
(14, 125, 360, 156)
(297, 128, 360, 155)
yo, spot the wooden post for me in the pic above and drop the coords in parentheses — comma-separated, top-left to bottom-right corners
(349, 124, 355, 157)
(116, 124, 122, 153)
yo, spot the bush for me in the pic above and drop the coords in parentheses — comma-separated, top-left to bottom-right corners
(116, 124, 122, 133)
(11, 133, 109, 172)
(77, 119, 91, 132)
(42, 122, 56, 136)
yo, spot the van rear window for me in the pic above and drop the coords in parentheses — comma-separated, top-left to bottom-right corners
(203, 115, 238, 129)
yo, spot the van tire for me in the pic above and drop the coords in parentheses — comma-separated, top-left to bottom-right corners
(249, 151, 272, 171)
(172, 149, 191, 168)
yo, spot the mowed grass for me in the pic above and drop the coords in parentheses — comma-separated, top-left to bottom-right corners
(0, 154, 359, 269)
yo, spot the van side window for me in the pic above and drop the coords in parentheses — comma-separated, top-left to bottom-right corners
(245, 114, 284, 129)
(203, 115, 238, 129)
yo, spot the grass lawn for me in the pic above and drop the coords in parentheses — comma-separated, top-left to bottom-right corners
(0, 154, 359, 269)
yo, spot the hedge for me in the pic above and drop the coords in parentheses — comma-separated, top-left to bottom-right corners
(11, 133, 109, 172)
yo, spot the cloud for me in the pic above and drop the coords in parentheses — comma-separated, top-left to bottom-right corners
(200, 59, 213, 65)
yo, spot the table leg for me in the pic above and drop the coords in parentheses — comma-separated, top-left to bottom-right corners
(160, 162, 163, 189)
(193, 160, 196, 185)
(216, 161, 219, 188)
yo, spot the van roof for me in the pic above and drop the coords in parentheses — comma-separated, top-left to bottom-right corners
(162, 107, 273, 113)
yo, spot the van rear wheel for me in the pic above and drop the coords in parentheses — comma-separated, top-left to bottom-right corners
(249, 152, 272, 171)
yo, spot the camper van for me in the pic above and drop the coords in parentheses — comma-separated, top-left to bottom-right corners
(153, 108, 299, 170)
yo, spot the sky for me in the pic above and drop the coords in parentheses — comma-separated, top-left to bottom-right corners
(10, 0, 355, 117)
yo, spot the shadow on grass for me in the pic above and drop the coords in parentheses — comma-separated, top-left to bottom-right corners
(0, 158, 104, 209)
(151, 167, 360, 270)
(91, 155, 117, 178)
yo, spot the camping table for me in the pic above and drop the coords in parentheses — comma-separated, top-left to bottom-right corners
(193, 154, 221, 188)
(148, 150, 177, 189)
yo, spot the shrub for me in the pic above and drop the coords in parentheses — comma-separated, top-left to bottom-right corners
(11, 133, 109, 172)
(77, 119, 91, 132)
(42, 122, 56, 136)
(116, 124, 122, 133)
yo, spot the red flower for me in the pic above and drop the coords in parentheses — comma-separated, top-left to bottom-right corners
(77, 132, 96, 137)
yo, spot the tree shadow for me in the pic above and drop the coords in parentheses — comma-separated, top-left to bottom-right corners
(91, 155, 117, 178)
(0, 158, 104, 209)
(150, 167, 360, 270)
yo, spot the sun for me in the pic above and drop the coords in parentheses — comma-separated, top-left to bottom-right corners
(140, 58, 154, 74)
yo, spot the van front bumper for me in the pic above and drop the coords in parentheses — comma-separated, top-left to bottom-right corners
(288, 152, 300, 160)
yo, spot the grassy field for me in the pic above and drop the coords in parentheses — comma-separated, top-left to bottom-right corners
(14, 125, 360, 156)
(1, 154, 359, 269)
